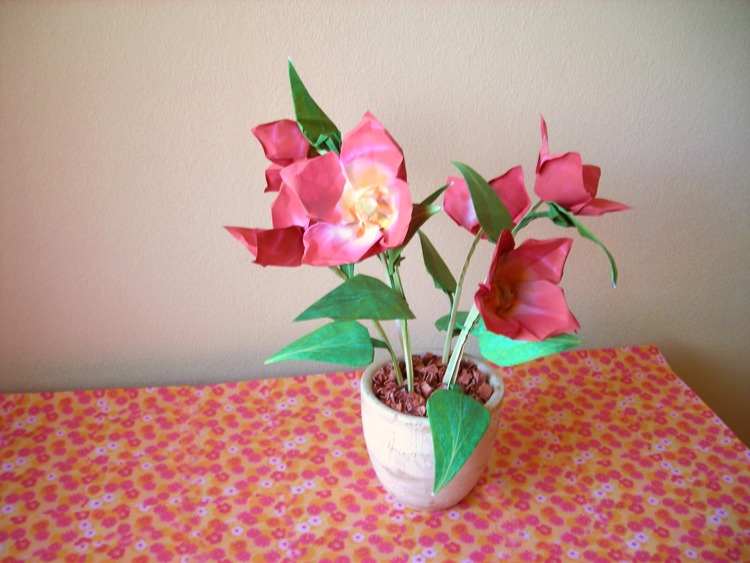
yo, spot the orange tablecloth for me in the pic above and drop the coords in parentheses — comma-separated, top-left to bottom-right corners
(1, 345, 748, 562)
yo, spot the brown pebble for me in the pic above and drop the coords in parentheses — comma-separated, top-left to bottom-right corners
(372, 354, 492, 417)
(477, 382, 493, 402)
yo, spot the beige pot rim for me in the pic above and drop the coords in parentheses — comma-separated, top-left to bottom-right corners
(360, 351, 505, 426)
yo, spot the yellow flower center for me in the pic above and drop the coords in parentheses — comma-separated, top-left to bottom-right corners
(350, 184, 394, 229)
(341, 164, 396, 236)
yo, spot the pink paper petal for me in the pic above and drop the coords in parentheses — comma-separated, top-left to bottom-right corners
(535, 118, 626, 216)
(535, 151, 590, 209)
(482, 230, 516, 285)
(225, 226, 304, 267)
(264, 164, 283, 193)
(445, 166, 530, 236)
(576, 198, 630, 216)
(503, 237, 574, 284)
(252, 119, 309, 166)
(302, 222, 382, 266)
(443, 176, 480, 234)
(280, 152, 345, 223)
(581, 164, 601, 199)
(271, 185, 310, 229)
(475, 281, 524, 338)
(537, 116, 572, 168)
(512, 280, 580, 340)
(226, 226, 258, 255)
(538, 115, 550, 162)
(341, 112, 406, 182)
(488, 165, 531, 224)
(379, 178, 412, 248)
(477, 231, 578, 341)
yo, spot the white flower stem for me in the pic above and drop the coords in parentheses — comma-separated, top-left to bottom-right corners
(441, 229, 483, 364)
(442, 305, 480, 387)
(512, 200, 544, 236)
(390, 266, 414, 393)
(330, 266, 403, 385)
(373, 319, 403, 386)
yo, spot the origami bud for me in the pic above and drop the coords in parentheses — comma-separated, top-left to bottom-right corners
(535, 117, 628, 216)
(252, 119, 310, 192)
(444, 165, 530, 235)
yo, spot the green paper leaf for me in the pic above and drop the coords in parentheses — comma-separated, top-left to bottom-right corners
(418, 231, 457, 297)
(419, 184, 449, 207)
(295, 274, 415, 321)
(436, 312, 581, 366)
(427, 388, 490, 493)
(452, 162, 512, 242)
(514, 210, 551, 232)
(371, 337, 389, 349)
(476, 330, 581, 367)
(392, 184, 448, 261)
(288, 60, 342, 152)
(265, 321, 373, 366)
(384, 249, 404, 272)
(547, 202, 619, 287)
(435, 311, 472, 334)
(339, 263, 355, 279)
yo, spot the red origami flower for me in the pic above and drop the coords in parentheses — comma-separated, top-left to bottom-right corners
(252, 119, 310, 192)
(535, 117, 628, 216)
(475, 230, 580, 341)
(226, 112, 412, 267)
(443, 166, 531, 235)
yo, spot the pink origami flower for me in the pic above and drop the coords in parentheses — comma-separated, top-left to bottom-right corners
(444, 166, 530, 235)
(252, 119, 310, 192)
(475, 230, 580, 341)
(226, 225, 305, 267)
(535, 117, 628, 216)
(226, 112, 412, 267)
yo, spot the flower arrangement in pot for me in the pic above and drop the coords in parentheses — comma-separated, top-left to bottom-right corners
(226, 62, 627, 511)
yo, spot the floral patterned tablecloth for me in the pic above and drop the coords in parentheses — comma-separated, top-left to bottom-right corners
(1, 345, 748, 562)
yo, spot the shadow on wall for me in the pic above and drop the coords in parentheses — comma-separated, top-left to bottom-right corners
(660, 342, 749, 446)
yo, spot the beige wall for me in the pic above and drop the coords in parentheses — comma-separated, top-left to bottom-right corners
(1, 1, 748, 442)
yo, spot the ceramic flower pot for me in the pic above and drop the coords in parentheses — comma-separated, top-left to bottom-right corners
(360, 353, 504, 511)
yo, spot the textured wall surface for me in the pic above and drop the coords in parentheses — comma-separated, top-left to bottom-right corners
(1, 1, 748, 441)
